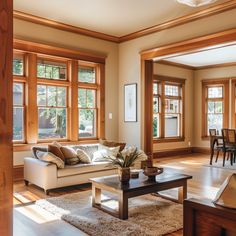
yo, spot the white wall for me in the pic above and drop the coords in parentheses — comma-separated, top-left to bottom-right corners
(118, 8, 236, 149)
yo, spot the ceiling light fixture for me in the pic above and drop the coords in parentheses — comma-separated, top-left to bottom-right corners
(176, 0, 217, 7)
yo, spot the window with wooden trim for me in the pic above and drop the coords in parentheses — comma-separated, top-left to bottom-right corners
(37, 58, 67, 80)
(78, 65, 98, 138)
(153, 76, 185, 142)
(12, 41, 105, 146)
(202, 80, 229, 137)
(37, 85, 67, 140)
(13, 82, 25, 142)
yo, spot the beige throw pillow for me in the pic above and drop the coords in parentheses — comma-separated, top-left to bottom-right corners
(93, 144, 120, 162)
(76, 149, 91, 163)
(36, 151, 65, 169)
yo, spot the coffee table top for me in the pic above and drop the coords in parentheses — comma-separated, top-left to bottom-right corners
(90, 171, 192, 192)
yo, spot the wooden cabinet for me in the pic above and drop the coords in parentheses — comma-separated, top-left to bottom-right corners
(184, 198, 236, 236)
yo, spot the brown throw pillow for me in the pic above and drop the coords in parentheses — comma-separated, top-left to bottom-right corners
(48, 144, 65, 161)
(100, 139, 126, 152)
(60, 146, 80, 165)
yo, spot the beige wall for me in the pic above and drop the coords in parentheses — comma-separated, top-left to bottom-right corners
(13, 8, 236, 165)
(118, 8, 236, 150)
(13, 19, 119, 165)
(193, 66, 236, 148)
(153, 63, 194, 151)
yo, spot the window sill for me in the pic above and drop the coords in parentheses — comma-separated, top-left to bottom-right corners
(153, 137, 185, 143)
(13, 139, 100, 152)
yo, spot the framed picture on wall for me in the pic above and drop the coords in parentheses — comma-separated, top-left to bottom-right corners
(124, 83, 137, 122)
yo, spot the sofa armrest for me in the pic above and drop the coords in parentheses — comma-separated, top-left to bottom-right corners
(24, 157, 57, 191)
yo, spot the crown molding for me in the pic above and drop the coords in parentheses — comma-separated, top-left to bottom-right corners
(13, 10, 120, 43)
(13, 0, 236, 43)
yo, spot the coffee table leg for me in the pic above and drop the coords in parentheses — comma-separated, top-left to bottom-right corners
(178, 181, 187, 203)
(119, 192, 128, 220)
(92, 185, 101, 206)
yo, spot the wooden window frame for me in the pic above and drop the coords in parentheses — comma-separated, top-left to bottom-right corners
(201, 79, 229, 139)
(37, 84, 68, 142)
(231, 78, 236, 129)
(13, 81, 26, 144)
(153, 75, 185, 143)
(13, 40, 105, 150)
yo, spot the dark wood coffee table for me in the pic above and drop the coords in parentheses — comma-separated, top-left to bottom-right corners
(90, 171, 192, 220)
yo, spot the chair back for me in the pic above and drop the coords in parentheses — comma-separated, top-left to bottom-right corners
(209, 129, 217, 137)
(227, 129, 236, 145)
(221, 129, 228, 148)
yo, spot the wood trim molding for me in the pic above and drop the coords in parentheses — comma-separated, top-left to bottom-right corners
(153, 147, 193, 158)
(13, 1, 236, 43)
(13, 10, 120, 43)
(13, 165, 24, 182)
(192, 147, 210, 154)
(0, 0, 13, 235)
(141, 28, 236, 60)
(120, 1, 236, 42)
(14, 38, 106, 64)
(157, 60, 236, 71)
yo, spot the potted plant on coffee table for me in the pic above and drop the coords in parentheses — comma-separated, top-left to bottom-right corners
(105, 148, 141, 184)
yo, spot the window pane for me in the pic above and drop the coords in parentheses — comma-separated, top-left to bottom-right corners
(153, 97, 159, 113)
(79, 109, 96, 137)
(207, 101, 214, 114)
(165, 85, 179, 96)
(165, 115, 179, 137)
(87, 90, 96, 108)
(13, 83, 23, 105)
(78, 88, 86, 108)
(208, 87, 223, 98)
(13, 107, 24, 141)
(215, 101, 223, 113)
(165, 99, 179, 113)
(38, 108, 66, 139)
(153, 83, 158, 95)
(78, 67, 96, 83)
(37, 85, 47, 106)
(208, 114, 223, 132)
(47, 86, 57, 106)
(57, 87, 66, 107)
(13, 56, 23, 76)
(153, 115, 160, 138)
(37, 60, 66, 80)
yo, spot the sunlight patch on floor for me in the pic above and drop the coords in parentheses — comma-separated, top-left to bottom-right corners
(160, 164, 185, 170)
(15, 204, 59, 224)
(180, 160, 202, 165)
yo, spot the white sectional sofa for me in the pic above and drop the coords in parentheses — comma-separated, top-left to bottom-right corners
(24, 144, 142, 194)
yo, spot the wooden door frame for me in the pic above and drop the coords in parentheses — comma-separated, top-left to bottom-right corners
(140, 28, 236, 162)
(0, 1, 13, 235)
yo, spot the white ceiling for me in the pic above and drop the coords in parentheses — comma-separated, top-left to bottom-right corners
(162, 44, 236, 67)
(13, 0, 226, 37)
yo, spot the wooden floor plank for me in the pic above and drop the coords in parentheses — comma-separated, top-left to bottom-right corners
(13, 153, 234, 236)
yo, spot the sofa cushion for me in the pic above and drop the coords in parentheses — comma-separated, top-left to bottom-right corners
(57, 162, 116, 178)
(76, 149, 91, 163)
(73, 144, 98, 159)
(36, 151, 65, 169)
(32, 146, 48, 158)
(48, 143, 65, 161)
(60, 146, 80, 165)
(93, 145, 120, 162)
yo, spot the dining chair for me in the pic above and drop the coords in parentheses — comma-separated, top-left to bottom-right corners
(225, 129, 236, 165)
(209, 129, 223, 165)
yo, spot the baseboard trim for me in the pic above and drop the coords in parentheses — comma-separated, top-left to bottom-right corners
(153, 147, 193, 158)
(192, 147, 210, 154)
(13, 165, 24, 182)
(153, 146, 211, 158)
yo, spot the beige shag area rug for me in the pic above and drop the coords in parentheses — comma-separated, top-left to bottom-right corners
(36, 191, 183, 236)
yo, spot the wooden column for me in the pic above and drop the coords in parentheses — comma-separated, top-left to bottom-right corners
(142, 60, 153, 162)
(25, 53, 38, 143)
(0, 0, 13, 235)
(68, 60, 78, 141)
(97, 63, 105, 139)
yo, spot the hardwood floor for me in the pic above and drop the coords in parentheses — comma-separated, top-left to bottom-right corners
(13, 153, 236, 236)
